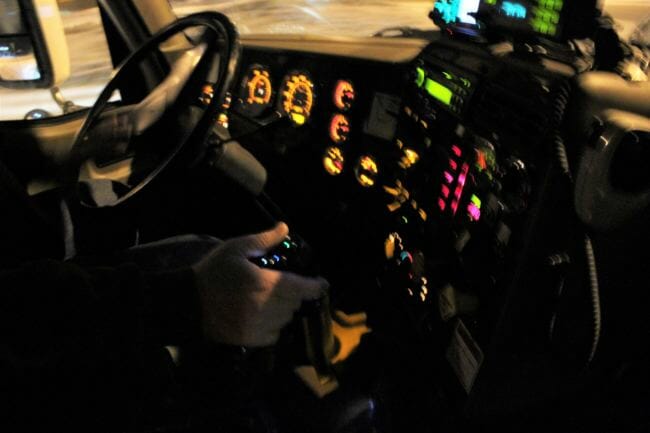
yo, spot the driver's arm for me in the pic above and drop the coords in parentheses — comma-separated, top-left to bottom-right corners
(0, 223, 326, 429)
(194, 222, 329, 347)
(0, 223, 327, 352)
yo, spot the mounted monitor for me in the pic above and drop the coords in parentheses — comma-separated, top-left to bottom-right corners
(430, 0, 601, 41)
(476, 0, 601, 41)
(0, 0, 70, 89)
(430, 0, 483, 37)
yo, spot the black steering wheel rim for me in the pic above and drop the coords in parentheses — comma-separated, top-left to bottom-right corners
(71, 12, 241, 207)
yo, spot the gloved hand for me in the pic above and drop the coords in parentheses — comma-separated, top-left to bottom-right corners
(193, 222, 328, 347)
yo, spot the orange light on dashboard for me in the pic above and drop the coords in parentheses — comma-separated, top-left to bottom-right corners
(384, 180, 410, 212)
(217, 113, 229, 128)
(476, 149, 488, 171)
(333, 80, 355, 111)
(323, 146, 345, 176)
(398, 148, 420, 169)
(247, 70, 272, 106)
(329, 114, 350, 143)
(222, 92, 232, 110)
(355, 155, 379, 188)
(280, 72, 315, 127)
(199, 84, 214, 106)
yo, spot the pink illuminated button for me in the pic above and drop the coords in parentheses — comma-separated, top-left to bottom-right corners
(468, 203, 481, 221)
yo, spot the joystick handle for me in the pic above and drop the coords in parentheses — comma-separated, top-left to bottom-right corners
(250, 235, 336, 376)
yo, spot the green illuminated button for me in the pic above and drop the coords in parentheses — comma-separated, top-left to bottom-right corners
(424, 78, 453, 106)
(415, 67, 425, 88)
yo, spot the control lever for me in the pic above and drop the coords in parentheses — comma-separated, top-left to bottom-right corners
(250, 235, 339, 384)
(249, 235, 317, 276)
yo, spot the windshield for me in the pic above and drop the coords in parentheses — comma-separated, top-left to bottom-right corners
(169, 0, 434, 37)
(0, 0, 647, 121)
(168, 0, 649, 38)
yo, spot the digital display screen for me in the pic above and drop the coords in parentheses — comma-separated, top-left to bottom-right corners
(0, 0, 27, 36)
(433, 0, 597, 41)
(478, 0, 566, 38)
(0, 35, 32, 58)
(431, 0, 481, 31)
(0, 41, 17, 57)
(424, 78, 453, 106)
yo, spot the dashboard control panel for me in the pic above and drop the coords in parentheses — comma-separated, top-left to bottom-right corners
(229, 38, 575, 417)
(366, 39, 573, 401)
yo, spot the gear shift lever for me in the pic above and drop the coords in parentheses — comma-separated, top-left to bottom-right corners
(301, 292, 338, 377)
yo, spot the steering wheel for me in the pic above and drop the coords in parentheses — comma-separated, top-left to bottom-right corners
(69, 12, 240, 207)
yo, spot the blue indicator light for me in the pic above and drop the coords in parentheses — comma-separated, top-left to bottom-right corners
(434, 0, 480, 25)
(501, 1, 527, 19)
(434, 0, 461, 24)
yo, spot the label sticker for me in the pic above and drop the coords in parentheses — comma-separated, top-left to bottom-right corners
(364, 92, 401, 141)
(446, 319, 484, 393)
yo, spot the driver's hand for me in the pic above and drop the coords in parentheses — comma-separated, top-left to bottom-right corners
(192, 223, 328, 347)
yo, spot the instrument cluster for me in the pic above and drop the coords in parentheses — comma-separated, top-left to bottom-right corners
(233, 65, 318, 126)
(232, 60, 395, 191)
(234, 65, 360, 130)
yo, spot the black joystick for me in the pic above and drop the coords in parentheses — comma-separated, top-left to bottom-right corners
(251, 234, 337, 379)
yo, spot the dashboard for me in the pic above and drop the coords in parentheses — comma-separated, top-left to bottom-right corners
(223, 33, 586, 428)
(0, 3, 647, 431)
(228, 37, 420, 307)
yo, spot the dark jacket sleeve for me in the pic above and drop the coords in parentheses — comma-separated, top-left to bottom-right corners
(0, 259, 200, 431)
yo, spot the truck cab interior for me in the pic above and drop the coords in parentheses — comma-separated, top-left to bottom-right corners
(0, 0, 649, 432)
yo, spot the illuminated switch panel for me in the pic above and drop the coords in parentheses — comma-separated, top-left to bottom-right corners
(413, 63, 475, 116)
(438, 144, 470, 216)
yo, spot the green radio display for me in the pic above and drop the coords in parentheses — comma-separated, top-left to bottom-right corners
(414, 65, 474, 114)
(424, 78, 453, 106)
